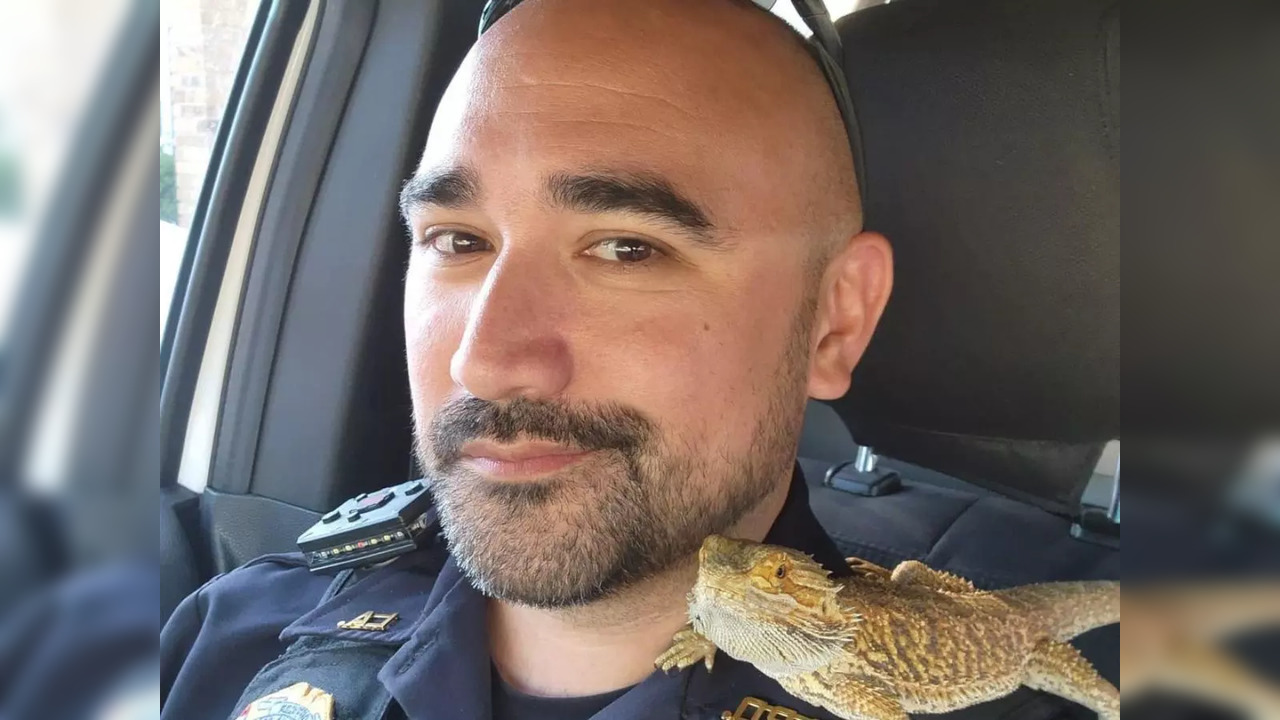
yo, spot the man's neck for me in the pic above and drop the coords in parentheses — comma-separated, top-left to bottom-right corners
(487, 474, 793, 697)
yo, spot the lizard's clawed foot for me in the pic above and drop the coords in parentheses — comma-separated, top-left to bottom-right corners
(655, 626, 717, 673)
(845, 557, 894, 581)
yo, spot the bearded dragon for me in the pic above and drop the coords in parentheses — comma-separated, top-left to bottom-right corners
(1123, 581, 1280, 719)
(656, 535, 1120, 720)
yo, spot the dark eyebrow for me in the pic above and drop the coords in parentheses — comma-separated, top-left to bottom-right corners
(399, 166, 480, 220)
(546, 171, 718, 243)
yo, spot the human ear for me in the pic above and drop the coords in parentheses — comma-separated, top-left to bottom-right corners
(807, 232, 893, 400)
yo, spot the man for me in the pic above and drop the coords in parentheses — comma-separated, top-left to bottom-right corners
(161, 0, 892, 717)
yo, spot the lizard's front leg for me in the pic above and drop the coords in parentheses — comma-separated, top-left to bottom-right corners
(845, 557, 894, 581)
(849, 557, 977, 594)
(655, 624, 717, 672)
(890, 560, 977, 593)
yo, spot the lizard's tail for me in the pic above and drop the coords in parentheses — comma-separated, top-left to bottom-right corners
(997, 581, 1119, 641)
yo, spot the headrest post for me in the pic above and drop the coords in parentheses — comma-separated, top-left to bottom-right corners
(824, 445, 901, 498)
(854, 445, 878, 473)
(1071, 444, 1120, 548)
(1107, 453, 1121, 524)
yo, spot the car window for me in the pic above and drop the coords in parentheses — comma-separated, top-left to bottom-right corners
(160, 0, 257, 332)
(773, 0, 861, 31)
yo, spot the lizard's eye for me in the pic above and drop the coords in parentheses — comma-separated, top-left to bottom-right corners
(774, 565, 788, 580)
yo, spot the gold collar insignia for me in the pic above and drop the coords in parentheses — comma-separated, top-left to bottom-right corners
(336, 611, 399, 632)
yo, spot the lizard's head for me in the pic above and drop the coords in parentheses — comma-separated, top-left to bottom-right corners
(687, 535, 857, 674)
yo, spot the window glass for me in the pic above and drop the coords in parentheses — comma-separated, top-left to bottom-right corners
(160, 0, 257, 330)
(773, 0, 864, 34)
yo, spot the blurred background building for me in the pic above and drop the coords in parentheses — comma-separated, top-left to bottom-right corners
(161, 0, 254, 326)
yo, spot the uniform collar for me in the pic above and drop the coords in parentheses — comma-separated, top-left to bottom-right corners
(278, 552, 443, 646)
(359, 463, 846, 719)
(379, 556, 495, 717)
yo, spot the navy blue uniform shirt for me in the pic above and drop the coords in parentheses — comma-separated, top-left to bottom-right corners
(1, 561, 158, 720)
(160, 467, 1083, 720)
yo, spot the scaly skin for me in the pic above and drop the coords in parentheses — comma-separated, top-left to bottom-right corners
(656, 535, 1120, 720)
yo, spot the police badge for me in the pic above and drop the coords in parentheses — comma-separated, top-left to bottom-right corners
(237, 682, 334, 720)
(721, 696, 816, 720)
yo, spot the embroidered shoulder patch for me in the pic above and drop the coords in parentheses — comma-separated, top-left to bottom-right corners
(237, 682, 334, 720)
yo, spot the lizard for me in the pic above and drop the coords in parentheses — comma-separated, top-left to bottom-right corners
(655, 534, 1120, 720)
(1122, 581, 1280, 719)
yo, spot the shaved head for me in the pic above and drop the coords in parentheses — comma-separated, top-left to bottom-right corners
(419, 0, 862, 246)
(404, 0, 889, 608)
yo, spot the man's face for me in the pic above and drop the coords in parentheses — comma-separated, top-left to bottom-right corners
(401, 0, 856, 607)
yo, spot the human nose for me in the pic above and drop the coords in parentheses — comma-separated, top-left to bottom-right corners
(449, 254, 573, 402)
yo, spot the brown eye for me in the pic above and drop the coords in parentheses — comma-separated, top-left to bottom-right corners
(586, 237, 657, 263)
(427, 230, 491, 255)
(775, 565, 787, 579)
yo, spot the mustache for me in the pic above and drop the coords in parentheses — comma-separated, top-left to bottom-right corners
(427, 396, 656, 467)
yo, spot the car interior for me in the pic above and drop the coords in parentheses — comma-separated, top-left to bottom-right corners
(0, 0, 1274, 718)
(146, 0, 1121, 707)
(155, 0, 1120, 656)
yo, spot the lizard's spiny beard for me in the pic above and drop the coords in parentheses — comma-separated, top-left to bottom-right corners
(690, 579, 855, 675)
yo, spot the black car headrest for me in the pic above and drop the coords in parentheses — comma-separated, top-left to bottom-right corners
(827, 0, 1119, 511)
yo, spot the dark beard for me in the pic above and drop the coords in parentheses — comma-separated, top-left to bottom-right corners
(414, 307, 814, 608)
